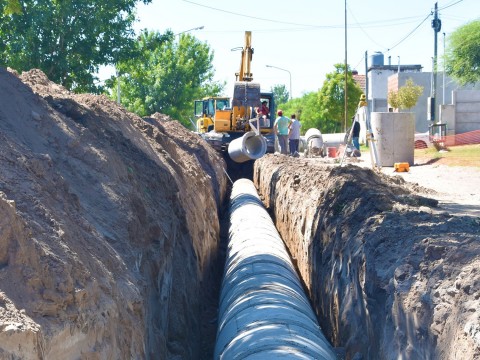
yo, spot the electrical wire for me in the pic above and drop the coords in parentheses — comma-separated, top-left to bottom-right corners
(183, 0, 466, 55)
(183, 0, 433, 31)
(439, 0, 465, 11)
(385, 12, 432, 52)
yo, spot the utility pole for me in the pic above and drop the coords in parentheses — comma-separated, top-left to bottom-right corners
(443, 32, 446, 105)
(344, 0, 348, 131)
(431, 2, 441, 122)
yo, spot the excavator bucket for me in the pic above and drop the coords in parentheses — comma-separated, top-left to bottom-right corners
(232, 81, 261, 107)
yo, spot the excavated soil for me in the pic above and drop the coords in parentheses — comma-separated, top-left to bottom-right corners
(1, 67, 479, 359)
(0, 68, 227, 359)
(254, 155, 480, 359)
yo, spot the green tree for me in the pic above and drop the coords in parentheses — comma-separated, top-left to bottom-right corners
(0, 0, 148, 93)
(277, 92, 319, 134)
(3, 0, 21, 15)
(111, 30, 223, 126)
(388, 78, 423, 110)
(271, 84, 289, 106)
(317, 63, 363, 132)
(444, 20, 480, 85)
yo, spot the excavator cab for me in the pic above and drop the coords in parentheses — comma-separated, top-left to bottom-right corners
(194, 97, 231, 133)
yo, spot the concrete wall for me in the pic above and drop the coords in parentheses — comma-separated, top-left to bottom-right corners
(452, 90, 480, 133)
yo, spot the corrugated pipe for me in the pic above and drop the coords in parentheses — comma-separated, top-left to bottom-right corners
(214, 179, 336, 359)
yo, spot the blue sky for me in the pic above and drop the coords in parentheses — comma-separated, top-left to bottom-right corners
(113, 0, 477, 99)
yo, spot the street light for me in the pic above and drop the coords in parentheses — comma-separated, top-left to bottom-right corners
(175, 26, 204, 38)
(266, 65, 292, 100)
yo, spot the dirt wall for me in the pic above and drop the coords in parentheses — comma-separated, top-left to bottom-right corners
(0, 68, 227, 359)
(254, 154, 480, 359)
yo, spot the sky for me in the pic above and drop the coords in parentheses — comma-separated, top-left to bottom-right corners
(105, 0, 478, 99)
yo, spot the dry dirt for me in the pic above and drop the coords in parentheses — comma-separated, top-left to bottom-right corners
(1, 67, 479, 360)
(0, 67, 227, 359)
(254, 154, 480, 359)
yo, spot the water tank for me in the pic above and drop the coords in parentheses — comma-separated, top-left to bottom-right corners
(370, 51, 384, 67)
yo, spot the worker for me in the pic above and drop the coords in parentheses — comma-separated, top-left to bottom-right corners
(358, 94, 367, 108)
(352, 115, 361, 151)
(260, 101, 269, 117)
(274, 110, 290, 155)
(288, 114, 301, 156)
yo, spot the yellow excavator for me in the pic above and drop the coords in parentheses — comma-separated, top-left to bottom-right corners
(194, 31, 275, 162)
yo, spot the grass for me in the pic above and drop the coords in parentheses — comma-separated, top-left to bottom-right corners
(359, 144, 480, 167)
(415, 144, 480, 167)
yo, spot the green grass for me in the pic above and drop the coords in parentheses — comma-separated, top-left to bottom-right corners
(416, 144, 480, 166)
(359, 144, 479, 167)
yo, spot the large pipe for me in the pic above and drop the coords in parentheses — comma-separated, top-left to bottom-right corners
(214, 179, 336, 359)
(228, 131, 267, 163)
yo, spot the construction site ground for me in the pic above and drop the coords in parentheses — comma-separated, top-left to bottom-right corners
(0, 67, 479, 359)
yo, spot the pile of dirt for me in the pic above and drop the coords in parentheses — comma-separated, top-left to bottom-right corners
(0, 68, 227, 359)
(254, 155, 480, 359)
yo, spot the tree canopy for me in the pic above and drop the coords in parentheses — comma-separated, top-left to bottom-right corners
(271, 84, 289, 106)
(444, 20, 480, 85)
(388, 78, 423, 111)
(110, 30, 223, 126)
(0, 0, 149, 92)
(316, 64, 363, 132)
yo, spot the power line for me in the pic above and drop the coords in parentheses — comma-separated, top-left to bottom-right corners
(386, 12, 432, 52)
(182, 0, 327, 28)
(183, 0, 432, 31)
(439, 0, 464, 11)
(347, 4, 388, 50)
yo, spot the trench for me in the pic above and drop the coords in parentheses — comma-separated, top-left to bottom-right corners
(200, 157, 339, 359)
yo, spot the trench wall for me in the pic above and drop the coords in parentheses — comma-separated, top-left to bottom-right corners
(253, 154, 480, 359)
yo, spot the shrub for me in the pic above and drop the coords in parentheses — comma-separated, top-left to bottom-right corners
(388, 78, 423, 111)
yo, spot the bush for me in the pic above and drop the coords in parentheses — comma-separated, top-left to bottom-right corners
(388, 78, 423, 111)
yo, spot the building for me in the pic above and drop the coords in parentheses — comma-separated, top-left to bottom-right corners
(365, 51, 480, 136)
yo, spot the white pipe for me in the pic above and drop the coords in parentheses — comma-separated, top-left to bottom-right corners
(228, 131, 267, 163)
(214, 179, 336, 359)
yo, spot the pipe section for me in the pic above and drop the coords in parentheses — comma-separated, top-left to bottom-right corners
(214, 179, 336, 359)
(228, 131, 267, 163)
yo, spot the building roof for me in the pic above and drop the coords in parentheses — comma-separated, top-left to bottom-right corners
(368, 64, 423, 72)
(353, 74, 366, 94)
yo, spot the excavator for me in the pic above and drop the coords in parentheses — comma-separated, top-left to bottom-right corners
(194, 31, 275, 162)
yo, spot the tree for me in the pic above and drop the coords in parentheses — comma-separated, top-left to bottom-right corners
(388, 78, 423, 111)
(271, 84, 289, 106)
(316, 63, 363, 133)
(444, 20, 480, 85)
(111, 30, 224, 127)
(0, 0, 149, 93)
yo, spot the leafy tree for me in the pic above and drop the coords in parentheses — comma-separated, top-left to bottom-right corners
(0, 0, 149, 93)
(111, 30, 224, 126)
(444, 20, 480, 85)
(388, 78, 423, 110)
(387, 90, 401, 110)
(317, 63, 363, 132)
(271, 84, 289, 106)
(278, 92, 319, 134)
(3, 0, 21, 15)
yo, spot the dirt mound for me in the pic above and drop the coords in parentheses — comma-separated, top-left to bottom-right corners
(254, 155, 480, 359)
(0, 68, 227, 359)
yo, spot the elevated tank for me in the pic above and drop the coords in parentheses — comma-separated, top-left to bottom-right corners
(369, 51, 384, 67)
